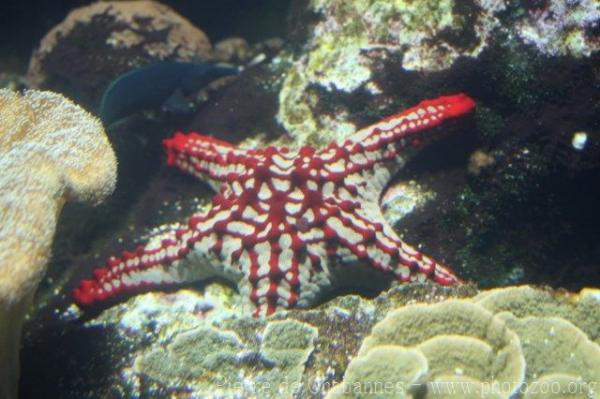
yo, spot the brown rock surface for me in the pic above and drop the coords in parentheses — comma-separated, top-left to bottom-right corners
(26, 0, 212, 109)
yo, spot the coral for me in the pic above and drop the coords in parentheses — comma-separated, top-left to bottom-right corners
(523, 373, 596, 398)
(133, 326, 244, 385)
(277, 0, 503, 143)
(46, 282, 600, 397)
(256, 319, 319, 397)
(516, 0, 600, 57)
(326, 345, 428, 398)
(356, 300, 526, 397)
(329, 286, 600, 399)
(473, 286, 600, 344)
(260, 319, 318, 367)
(0, 89, 116, 399)
(129, 313, 317, 398)
(26, 0, 212, 108)
(498, 313, 600, 388)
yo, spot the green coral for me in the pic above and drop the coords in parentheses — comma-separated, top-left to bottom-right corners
(499, 314, 600, 385)
(129, 316, 319, 398)
(327, 345, 428, 398)
(261, 319, 318, 363)
(523, 373, 596, 399)
(474, 286, 600, 345)
(329, 286, 600, 399)
(256, 319, 319, 397)
(357, 300, 525, 396)
(133, 326, 243, 384)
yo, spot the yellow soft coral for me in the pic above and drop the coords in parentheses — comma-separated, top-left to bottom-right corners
(0, 89, 117, 399)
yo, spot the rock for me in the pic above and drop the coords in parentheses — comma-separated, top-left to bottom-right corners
(213, 37, 253, 64)
(277, 0, 506, 144)
(21, 284, 600, 398)
(26, 0, 212, 109)
(515, 0, 600, 57)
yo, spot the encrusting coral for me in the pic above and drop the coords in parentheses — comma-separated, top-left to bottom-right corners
(132, 318, 319, 397)
(328, 286, 600, 399)
(0, 89, 117, 399)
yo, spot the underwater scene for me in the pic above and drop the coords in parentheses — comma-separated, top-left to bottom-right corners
(1, 0, 600, 398)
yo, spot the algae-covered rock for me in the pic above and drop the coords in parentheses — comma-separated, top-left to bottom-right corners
(277, 0, 505, 144)
(516, 0, 600, 57)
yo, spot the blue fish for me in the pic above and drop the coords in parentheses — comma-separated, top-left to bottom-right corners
(99, 62, 240, 125)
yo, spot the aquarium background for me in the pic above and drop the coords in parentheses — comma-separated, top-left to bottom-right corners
(0, 0, 599, 398)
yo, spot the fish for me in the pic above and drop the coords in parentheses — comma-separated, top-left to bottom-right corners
(98, 61, 240, 125)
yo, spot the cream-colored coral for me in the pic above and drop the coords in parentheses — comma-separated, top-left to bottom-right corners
(357, 300, 525, 398)
(329, 286, 600, 399)
(0, 89, 117, 399)
(498, 313, 600, 391)
(474, 286, 600, 345)
(327, 345, 428, 399)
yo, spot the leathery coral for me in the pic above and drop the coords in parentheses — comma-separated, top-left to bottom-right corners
(0, 89, 117, 399)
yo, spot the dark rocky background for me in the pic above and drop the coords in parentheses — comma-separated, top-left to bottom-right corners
(0, 0, 291, 71)
(2, 1, 599, 397)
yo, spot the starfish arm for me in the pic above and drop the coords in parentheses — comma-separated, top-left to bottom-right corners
(341, 94, 475, 172)
(163, 132, 255, 191)
(73, 224, 196, 307)
(322, 200, 460, 285)
(73, 205, 243, 308)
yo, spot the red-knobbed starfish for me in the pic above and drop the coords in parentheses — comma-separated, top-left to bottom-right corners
(74, 94, 475, 316)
